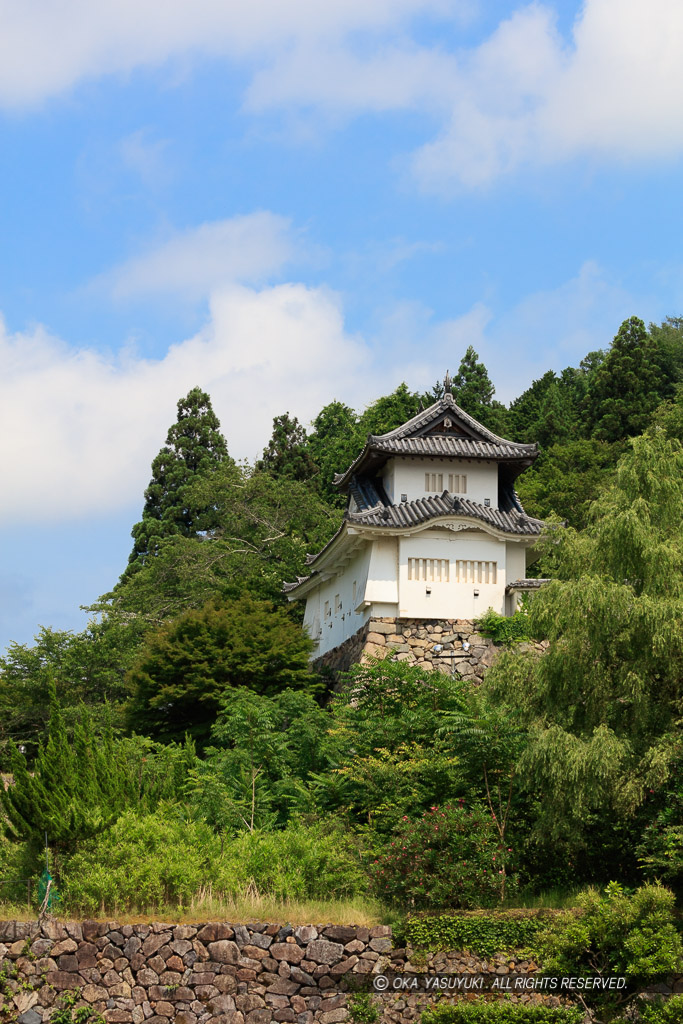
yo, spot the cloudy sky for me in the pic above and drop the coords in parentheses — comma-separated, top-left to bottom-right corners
(2, 0, 683, 651)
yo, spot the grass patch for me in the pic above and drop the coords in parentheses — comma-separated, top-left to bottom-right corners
(0, 891, 385, 927)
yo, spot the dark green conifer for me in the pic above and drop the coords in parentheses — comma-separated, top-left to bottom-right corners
(452, 347, 508, 433)
(584, 316, 674, 442)
(0, 684, 130, 855)
(127, 387, 230, 569)
(257, 412, 318, 482)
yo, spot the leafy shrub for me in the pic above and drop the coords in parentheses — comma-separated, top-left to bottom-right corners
(422, 1004, 582, 1024)
(636, 758, 683, 887)
(347, 992, 380, 1024)
(60, 809, 219, 913)
(631, 996, 683, 1023)
(475, 608, 534, 644)
(0, 836, 40, 905)
(406, 913, 544, 957)
(538, 882, 682, 984)
(226, 820, 368, 900)
(60, 809, 367, 913)
(370, 803, 517, 909)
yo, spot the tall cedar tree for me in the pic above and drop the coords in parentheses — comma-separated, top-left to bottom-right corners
(452, 346, 508, 434)
(1, 685, 131, 856)
(584, 316, 675, 442)
(257, 412, 318, 482)
(127, 387, 230, 570)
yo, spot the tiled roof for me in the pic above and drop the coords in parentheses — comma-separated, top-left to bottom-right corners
(347, 491, 544, 536)
(370, 435, 534, 460)
(284, 494, 544, 594)
(334, 393, 536, 489)
(506, 578, 551, 590)
(282, 575, 312, 592)
(374, 392, 534, 450)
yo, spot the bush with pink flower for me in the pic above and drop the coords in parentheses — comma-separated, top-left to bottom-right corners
(370, 801, 518, 908)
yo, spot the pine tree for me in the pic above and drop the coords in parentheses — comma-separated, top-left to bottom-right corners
(127, 387, 230, 569)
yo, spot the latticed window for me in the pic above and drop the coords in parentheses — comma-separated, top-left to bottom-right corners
(408, 557, 450, 582)
(454, 560, 497, 583)
(424, 472, 444, 492)
(448, 473, 467, 493)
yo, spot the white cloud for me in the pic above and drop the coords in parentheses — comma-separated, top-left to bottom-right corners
(244, 44, 460, 115)
(413, 0, 683, 189)
(2, 1, 681, 185)
(99, 212, 298, 301)
(0, 0, 450, 107)
(244, 0, 683, 188)
(0, 282, 377, 525)
(0, 256, 643, 527)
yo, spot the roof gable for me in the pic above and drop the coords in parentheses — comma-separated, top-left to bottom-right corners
(334, 392, 537, 491)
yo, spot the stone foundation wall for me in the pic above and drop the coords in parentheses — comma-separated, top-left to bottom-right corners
(314, 618, 547, 684)
(0, 919, 583, 1024)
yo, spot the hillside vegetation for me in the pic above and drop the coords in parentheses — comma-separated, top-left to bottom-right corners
(1, 317, 682, 952)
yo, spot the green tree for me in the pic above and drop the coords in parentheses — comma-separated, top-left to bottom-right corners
(127, 387, 230, 570)
(106, 465, 341, 619)
(308, 400, 361, 506)
(584, 317, 675, 442)
(515, 438, 619, 528)
(314, 658, 467, 832)
(486, 431, 683, 843)
(438, 689, 527, 900)
(0, 686, 131, 860)
(257, 412, 318, 482)
(188, 688, 329, 832)
(125, 597, 316, 743)
(0, 615, 149, 759)
(357, 383, 421, 437)
(452, 347, 508, 434)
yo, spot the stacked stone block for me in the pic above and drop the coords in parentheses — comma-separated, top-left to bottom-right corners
(0, 919, 578, 1024)
(314, 617, 547, 681)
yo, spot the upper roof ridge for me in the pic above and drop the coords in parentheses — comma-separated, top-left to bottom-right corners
(368, 392, 532, 449)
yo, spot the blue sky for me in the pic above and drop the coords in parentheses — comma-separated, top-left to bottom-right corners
(1, 0, 683, 652)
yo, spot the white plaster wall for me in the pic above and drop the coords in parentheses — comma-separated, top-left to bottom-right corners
(398, 527, 506, 620)
(505, 543, 526, 584)
(383, 459, 499, 506)
(306, 546, 372, 657)
(364, 537, 399, 606)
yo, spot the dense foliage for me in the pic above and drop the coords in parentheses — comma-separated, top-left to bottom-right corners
(1, 312, 683, 940)
(405, 912, 544, 956)
(538, 883, 682, 982)
(125, 597, 315, 743)
(370, 803, 517, 908)
(127, 387, 231, 570)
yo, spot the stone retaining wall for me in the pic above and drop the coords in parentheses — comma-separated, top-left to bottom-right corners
(314, 618, 547, 683)
(1, 919, 571, 1024)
